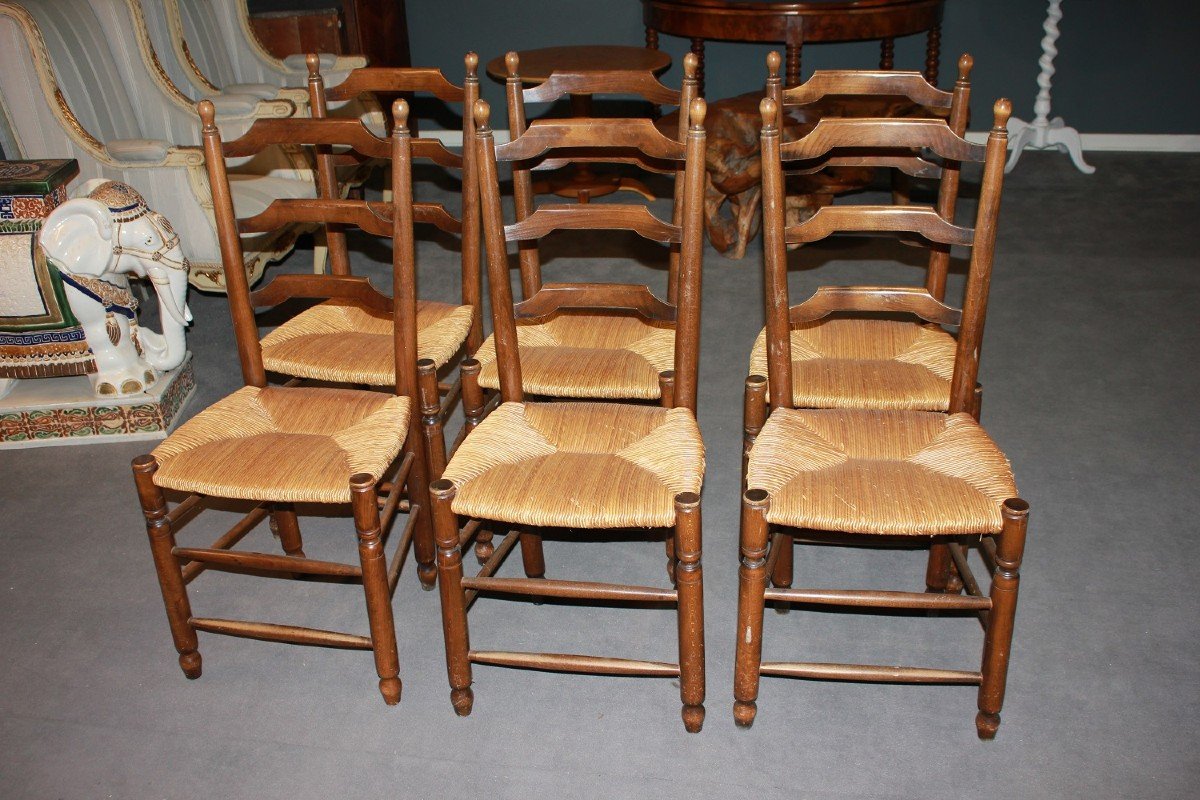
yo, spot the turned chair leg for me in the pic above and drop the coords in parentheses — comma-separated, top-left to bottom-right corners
(977, 498, 1029, 739)
(460, 360, 494, 564)
(733, 489, 771, 728)
(132, 455, 201, 680)
(418, 359, 448, 480)
(925, 541, 953, 593)
(351, 474, 402, 705)
(742, 375, 768, 492)
(406, 408, 438, 591)
(660, 370, 677, 582)
(270, 503, 306, 558)
(771, 531, 793, 614)
(674, 492, 705, 733)
(519, 529, 546, 580)
(430, 479, 473, 715)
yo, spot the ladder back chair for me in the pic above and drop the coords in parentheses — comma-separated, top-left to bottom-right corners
(465, 52, 699, 408)
(257, 54, 482, 431)
(133, 100, 437, 705)
(425, 98, 710, 731)
(734, 98, 1030, 740)
(747, 55, 979, 596)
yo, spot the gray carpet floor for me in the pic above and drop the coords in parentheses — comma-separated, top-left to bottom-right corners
(1, 152, 1197, 798)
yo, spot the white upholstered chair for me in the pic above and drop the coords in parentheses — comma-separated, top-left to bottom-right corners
(0, 1, 316, 290)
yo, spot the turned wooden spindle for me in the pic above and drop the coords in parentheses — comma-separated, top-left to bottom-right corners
(925, 24, 942, 85)
(418, 358, 447, 479)
(430, 479, 473, 716)
(133, 454, 202, 680)
(977, 498, 1029, 739)
(674, 492, 705, 733)
(351, 472, 402, 705)
(733, 488, 770, 727)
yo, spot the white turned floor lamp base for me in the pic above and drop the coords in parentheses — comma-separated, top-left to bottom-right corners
(1006, 116, 1095, 174)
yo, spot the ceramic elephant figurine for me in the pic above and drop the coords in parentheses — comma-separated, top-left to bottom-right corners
(0, 180, 192, 399)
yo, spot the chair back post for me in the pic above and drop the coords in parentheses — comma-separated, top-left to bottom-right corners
(504, 52, 542, 298)
(926, 53, 974, 300)
(198, 100, 267, 387)
(949, 99, 1010, 414)
(390, 100, 420, 402)
(758, 97, 794, 411)
(667, 52, 700, 304)
(475, 100, 524, 402)
(765, 51, 783, 110)
(671, 98, 708, 414)
(305, 54, 352, 276)
(461, 52, 484, 351)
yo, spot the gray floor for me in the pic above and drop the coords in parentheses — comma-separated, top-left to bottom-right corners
(2, 152, 1197, 798)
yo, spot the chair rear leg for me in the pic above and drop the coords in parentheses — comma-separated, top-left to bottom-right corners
(674, 492, 705, 732)
(406, 415, 438, 590)
(271, 503, 306, 558)
(925, 541, 952, 593)
(660, 370, 677, 582)
(460, 360, 494, 564)
(430, 480, 473, 715)
(734, 489, 770, 727)
(976, 498, 1029, 739)
(351, 474, 401, 705)
(418, 359, 448, 480)
(132, 456, 201, 679)
(770, 532, 793, 614)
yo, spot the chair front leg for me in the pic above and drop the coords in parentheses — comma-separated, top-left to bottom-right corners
(430, 479, 473, 716)
(733, 489, 771, 728)
(674, 492, 706, 733)
(351, 474, 401, 705)
(977, 498, 1029, 740)
(133, 455, 201, 679)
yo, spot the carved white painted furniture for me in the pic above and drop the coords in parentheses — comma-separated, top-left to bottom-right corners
(167, 0, 364, 97)
(1004, 0, 1093, 174)
(0, 2, 317, 291)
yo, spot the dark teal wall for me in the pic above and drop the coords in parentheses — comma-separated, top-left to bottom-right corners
(251, 1, 1200, 134)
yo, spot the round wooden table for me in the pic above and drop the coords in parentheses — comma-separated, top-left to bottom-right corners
(642, 0, 946, 93)
(485, 45, 673, 202)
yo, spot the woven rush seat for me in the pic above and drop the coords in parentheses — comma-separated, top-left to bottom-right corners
(746, 407, 1016, 535)
(152, 386, 410, 504)
(748, 318, 957, 410)
(442, 401, 704, 528)
(473, 312, 675, 399)
(260, 299, 475, 385)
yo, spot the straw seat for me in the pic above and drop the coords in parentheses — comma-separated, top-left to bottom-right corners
(442, 401, 703, 528)
(261, 299, 474, 385)
(152, 386, 410, 504)
(472, 313, 675, 399)
(746, 408, 1015, 535)
(748, 319, 957, 410)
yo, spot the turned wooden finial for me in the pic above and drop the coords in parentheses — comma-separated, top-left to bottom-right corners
(958, 53, 974, 81)
(767, 51, 781, 78)
(474, 99, 491, 130)
(392, 99, 409, 132)
(993, 98, 1012, 131)
(505, 51, 520, 77)
(464, 51, 478, 77)
(683, 52, 698, 78)
(760, 97, 778, 129)
(306, 53, 321, 78)
(689, 97, 707, 129)
(197, 99, 216, 130)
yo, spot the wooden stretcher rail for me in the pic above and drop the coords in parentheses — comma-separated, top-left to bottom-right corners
(190, 617, 373, 649)
(469, 650, 680, 677)
(387, 502, 421, 593)
(760, 661, 982, 684)
(173, 547, 362, 578)
(465, 530, 521, 609)
(461, 576, 677, 603)
(763, 587, 991, 611)
(181, 504, 270, 584)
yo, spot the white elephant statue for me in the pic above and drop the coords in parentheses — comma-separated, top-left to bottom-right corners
(0, 180, 192, 399)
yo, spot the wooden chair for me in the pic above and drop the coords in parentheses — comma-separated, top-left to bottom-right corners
(463, 52, 699, 407)
(424, 98, 709, 731)
(746, 51, 975, 415)
(734, 98, 1030, 739)
(255, 54, 482, 439)
(133, 99, 438, 704)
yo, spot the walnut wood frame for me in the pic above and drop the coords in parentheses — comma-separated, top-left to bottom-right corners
(424, 98, 710, 731)
(133, 100, 437, 706)
(734, 97, 1031, 739)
